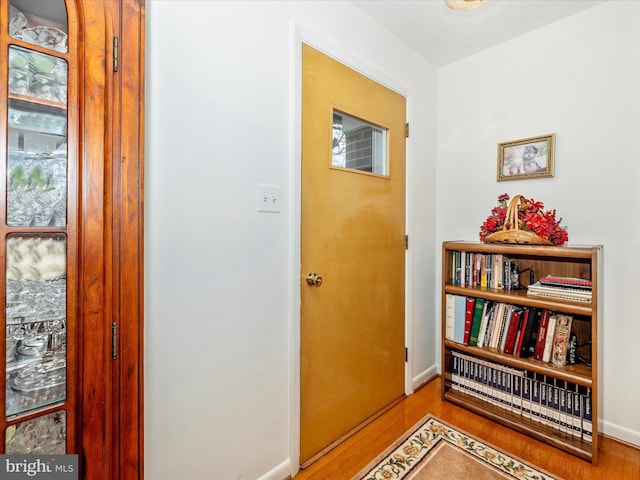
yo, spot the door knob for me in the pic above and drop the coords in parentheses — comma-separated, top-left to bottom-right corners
(306, 273, 323, 287)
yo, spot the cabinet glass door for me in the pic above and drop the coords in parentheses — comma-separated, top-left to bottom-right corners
(4, 0, 73, 455)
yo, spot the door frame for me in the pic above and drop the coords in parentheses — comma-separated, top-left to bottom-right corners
(102, 1, 145, 478)
(289, 26, 415, 475)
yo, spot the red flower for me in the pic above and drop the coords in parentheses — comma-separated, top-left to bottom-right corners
(479, 194, 568, 245)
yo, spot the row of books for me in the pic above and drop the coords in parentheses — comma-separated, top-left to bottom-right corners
(445, 294, 575, 366)
(449, 250, 519, 290)
(527, 275, 593, 303)
(450, 351, 593, 442)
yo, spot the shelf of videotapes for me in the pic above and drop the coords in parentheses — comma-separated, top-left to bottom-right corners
(441, 241, 601, 464)
(444, 350, 593, 459)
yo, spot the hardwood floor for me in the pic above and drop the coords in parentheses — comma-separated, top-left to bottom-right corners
(292, 376, 640, 480)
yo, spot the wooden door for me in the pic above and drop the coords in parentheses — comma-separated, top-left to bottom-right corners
(1, 1, 143, 478)
(300, 44, 406, 465)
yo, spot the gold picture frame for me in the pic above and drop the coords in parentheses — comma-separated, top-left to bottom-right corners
(497, 133, 555, 182)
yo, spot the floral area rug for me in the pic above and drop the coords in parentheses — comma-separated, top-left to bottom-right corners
(352, 415, 562, 480)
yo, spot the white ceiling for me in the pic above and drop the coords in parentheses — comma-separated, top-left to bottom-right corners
(352, 0, 607, 67)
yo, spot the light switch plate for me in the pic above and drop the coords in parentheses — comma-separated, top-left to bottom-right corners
(257, 184, 281, 213)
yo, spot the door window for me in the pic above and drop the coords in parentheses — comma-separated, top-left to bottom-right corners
(332, 110, 388, 176)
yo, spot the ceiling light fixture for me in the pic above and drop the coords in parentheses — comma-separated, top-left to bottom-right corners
(445, 0, 492, 11)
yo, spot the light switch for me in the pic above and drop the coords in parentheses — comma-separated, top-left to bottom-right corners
(257, 184, 281, 213)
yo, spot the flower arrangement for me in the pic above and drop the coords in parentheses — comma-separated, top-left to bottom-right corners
(479, 193, 568, 246)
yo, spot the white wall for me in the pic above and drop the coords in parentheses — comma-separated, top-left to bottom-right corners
(437, 0, 640, 447)
(145, 1, 437, 479)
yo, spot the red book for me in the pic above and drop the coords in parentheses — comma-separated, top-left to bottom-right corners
(534, 310, 551, 361)
(463, 297, 476, 345)
(503, 308, 523, 354)
(513, 308, 530, 356)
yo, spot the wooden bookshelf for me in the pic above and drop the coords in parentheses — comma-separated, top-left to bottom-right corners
(441, 241, 601, 464)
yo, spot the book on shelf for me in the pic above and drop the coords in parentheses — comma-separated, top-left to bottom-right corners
(459, 354, 468, 393)
(538, 373, 549, 426)
(527, 289, 592, 303)
(541, 313, 558, 363)
(468, 298, 486, 346)
(492, 363, 502, 407)
(482, 362, 492, 400)
(472, 358, 484, 399)
(480, 359, 491, 404)
(530, 371, 541, 422)
(487, 303, 502, 349)
(533, 309, 551, 361)
(567, 383, 579, 437)
(558, 379, 569, 434)
(545, 378, 555, 430)
(539, 275, 592, 290)
(482, 362, 491, 403)
(513, 308, 530, 357)
(512, 371, 523, 415)
(503, 258, 513, 290)
(503, 366, 514, 410)
(445, 294, 455, 341)
(535, 283, 592, 294)
(465, 357, 475, 397)
(463, 355, 474, 398)
(472, 254, 481, 287)
(497, 305, 514, 351)
(494, 365, 504, 408)
(564, 383, 577, 436)
(480, 255, 488, 288)
(519, 308, 541, 358)
(451, 353, 460, 391)
(453, 295, 466, 344)
(452, 250, 460, 285)
(571, 383, 583, 438)
(460, 251, 468, 287)
(582, 386, 593, 442)
(491, 254, 503, 289)
(521, 372, 531, 419)
(551, 314, 573, 366)
(486, 364, 495, 406)
(491, 303, 509, 349)
(476, 301, 494, 348)
(463, 297, 476, 345)
(550, 379, 561, 430)
(466, 357, 475, 397)
(502, 307, 523, 355)
(527, 281, 592, 303)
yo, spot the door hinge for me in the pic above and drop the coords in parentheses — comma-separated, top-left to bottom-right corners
(405, 347, 408, 362)
(405, 235, 409, 250)
(113, 36, 119, 72)
(112, 322, 118, 360)
(405, 123, 409, 138)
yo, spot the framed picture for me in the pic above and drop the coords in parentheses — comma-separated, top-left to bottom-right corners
(497, 133, 555, 181)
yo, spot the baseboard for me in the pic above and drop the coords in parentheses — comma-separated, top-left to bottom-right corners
(256, 459, 292, 480)
(601, 419, 640, 448)
(412, 364, 439, 390)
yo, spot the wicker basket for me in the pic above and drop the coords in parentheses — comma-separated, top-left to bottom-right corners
(483, 195, 552, 245)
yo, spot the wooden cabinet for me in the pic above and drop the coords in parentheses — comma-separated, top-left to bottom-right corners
(441, 241, 601, 464)
(2, 1, 143, 478)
